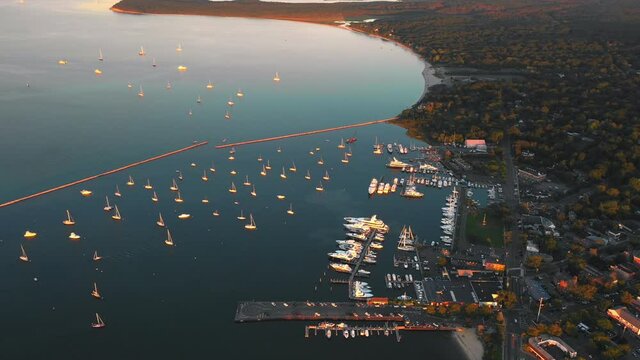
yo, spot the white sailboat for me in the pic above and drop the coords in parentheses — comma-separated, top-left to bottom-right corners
(265, 160, 272, 170)
(323, 170, 330, 181)
(260, 165, 267, 176)
(273, 72, 281, 82)
(341, 153, 349, 164)
(317, 157, 324, 165)
(243, 175, 251, 186)
(304, 170, 311, 180)
(229, 182, 237, 193)
(227, 97, 235, 106)
(201, 170, 209, 182)
(111, 205, 121, 221)
(250, 185, 257, 197)
(126, 175, 135, 186)
(156, 213, 165, 227)
(151, 191, 159, 202)
(91, 282, 102, 299)
(114, 185, 121, 197)
(206, 80, 214, 90)
(98, 48, 103, 61)
(176, 43, 182, 52)
(209, 162, 216, 173)
(138, 85, 144, 97)
(103, 196, 113, 211)
(164, 229, 174, 246)
(224, 110, 231, 120)
(91, 313, 106, 328)
(166, 81, 172, 90)
(316, 181, 324, 192)
(152, 57, 157, 67)
(144, 179, 153, 190)
(237, 209, 246, 220)
(63, 210, 75, 225)
(170, 179, 179, 191)
(174, 192, 184, 203)
(138, 46, 145, 56)
(287, 204, 295, 215)
(289, 161, 297, 172)
(196, 95, 202, 104)
(338, 138, 346, 149)
(236, 89, 244, 97)
(93, 250, 102, 261)
(19, 245, 29, 262)
(280, 166, 287, 179)
(245, 214, 257, 230)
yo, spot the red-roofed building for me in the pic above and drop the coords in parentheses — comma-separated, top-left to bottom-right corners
(465, 139, 487, 152)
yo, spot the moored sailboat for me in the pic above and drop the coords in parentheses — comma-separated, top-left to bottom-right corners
(91, 313, 106, 328)
(93, 250, 102, 261)
(91, 282, 102, 299)
(156, 213, 165, 227)
(103, 196, 113, 211)
(19, 245, 29, 262)
(245, 214, 257, 230)
(165, 229, 174, 246)
(111, 205, 122, 221)
(63, 210, 75, 225)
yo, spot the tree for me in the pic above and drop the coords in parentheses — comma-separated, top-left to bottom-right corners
(437, 256, 448, 267)
(496, 290, 517, 309)
(548, 323, 563, 337)
(526, 255, 544, 270)
(621, 291, 634, 305)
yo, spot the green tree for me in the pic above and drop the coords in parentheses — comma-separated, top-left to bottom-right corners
(496, 290, 517, 309)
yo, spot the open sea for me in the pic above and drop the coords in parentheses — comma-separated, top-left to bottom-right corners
(0, 1, 467, 358)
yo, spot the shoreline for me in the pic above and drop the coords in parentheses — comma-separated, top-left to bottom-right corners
(453, 328, 485, 360)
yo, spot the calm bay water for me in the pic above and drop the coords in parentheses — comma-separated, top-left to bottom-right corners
(0, 1, 465, 359)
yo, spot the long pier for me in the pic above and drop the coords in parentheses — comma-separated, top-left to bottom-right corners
(0, 141, 208, 208)
(235, 301, 403, 323)
(215, 117, 396, 149)
(348, 230, 377, 300)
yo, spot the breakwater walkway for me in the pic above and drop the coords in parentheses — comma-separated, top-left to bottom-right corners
(0, 141, 208, 209)
(215, 117, 396, 149)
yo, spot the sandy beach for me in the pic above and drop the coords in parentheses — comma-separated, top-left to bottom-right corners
(453, 328, 485, 360)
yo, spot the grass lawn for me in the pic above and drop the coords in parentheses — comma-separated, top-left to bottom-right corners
(466, 210, 504, 248)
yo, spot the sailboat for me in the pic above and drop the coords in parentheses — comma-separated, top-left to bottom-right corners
(304, 170, 311, 180)
(317, 157, 324, 165)
(289, 161, 297, 172)
(166, 81, 172, 90)
(126, 175, 135, 186)
(224, 110, 231, 120)
(257, 154, 263, 162)
(323, 170, 330, 181)
(265, 160, 272, 170)
(91, 282, 102, 299)
(280, 166, 287, 179)
(373, 137, 382, 155)
(212, 210, 220, 217)
(245, 214, 257, 230)
(63, 210, 75, 225)
(273, 72, 281, 82)
(237, 209, 246, 220)
(177, 171, 183, 181)
(230, 169, 237, 175)
(94, 68, 102, 75)
(277, 194, 286, 200)
(227, 97, 235, 106)
(91, 313, 106, 328)
(201, 170, 209, 182)
(93, 251, 102, 261)
(170, 179, 179, 191)
(138, 46, 145, 56)
(156, 213, 165, 227)
(209, 162, 216, 172)
(104, 196, 113, 211)
(164, 229, 174, 246)
(260, 165, 267, 176)
(346, 146, 353, 157)
(174, 192, 184, 203)
(111, 205, 122, 221)
(138, 85, 144, 97)
(144, 179, 153, 190)
(202, 197, 209, 204)
(287, 204, 295, 215)
(229, 182, 237, 193)
(196, 95, 202, 104)
(114, 185, 121, 197)
(152, 58, 157, 67)
(341, 153, 349, 164)
(276, 146, 282, 153)
(236, 89, 244, 97)
(127, 82, 133, 89)
(19, 245, 29, 262)
(315, 181, 324, 192)
(206, 81, 214, 90)
(250, 185, 257, 197)
(243, 175, 251, 186)
(98, 48, 103, 61)
(151, 191, 159, 202)
(338, 138, 346, 149)
(176, 43, 182, 52)
(69, 232, 81, 240)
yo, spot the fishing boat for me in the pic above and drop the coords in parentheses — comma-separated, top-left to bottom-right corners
(317, 157, 324, 165)
(287, 204, 295, 215)
(280, 167, 287, 179)
(69, 232, 81, 240)
(80, 189, 93, 197)
(265, 160, 272, 170)
(237, 210, 246, 220)
(236, 89, 244, 97)
(126, 175, 135, 186)
(111, 205, 122, 221)
(19, 245, 29, 262)
(63, 210, 75, 225)
(176, 43, 182, 52)
(201, 170, 209, 182)
(229, 182, 237, 193)
(273, 72, 281, 82)
(178, 213, 191, 220)
(289, 161, 297, 172)
(151, 191, 159, 202)
(138, 46, 145, 56)
(260, 165, 267, 176)
(170, 179, 179, 191)
(243, 175, 251, 186)
(156, 213, 165, 227)
(174, 192, 184, 203)
(337, 138, 346, 149)
(304, 170, 311, 180)
(224, 110, 231, 120)
(276, 194, 286, 200)
(341, 153, 349, 164)
(137, 85, 144, 97)
(250, 185, 257, 197)
(98, 48, 103, 61)
(245, 214, 257, 230)
(206, 80, 214, 89)
(114, 185, 121, 197)
(164, 229, 174, 246)
(93, 251, 102, 261)
(91, 283, 102, 299)
(91, 313, 106, 329)
(227, 98, 235, 106)
(316, 181, 324, 192)
(322, 170, 330, 181)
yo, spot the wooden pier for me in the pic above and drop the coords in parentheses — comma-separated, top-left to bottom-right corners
(0, 141, 209, 208)
(348, 230, 378, 300)
(234, 301, 403, 323)
(305, 323, 403, 342)
(215, 117, 395, 149)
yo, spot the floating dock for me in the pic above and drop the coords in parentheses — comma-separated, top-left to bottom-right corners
(348, 230, 378, 300)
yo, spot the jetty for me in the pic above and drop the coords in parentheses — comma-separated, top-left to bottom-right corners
(215, 118, 395, 149)
(234, 301, 403, 323)
(0, 141, 208, 208)
(348, 230, 377, 300)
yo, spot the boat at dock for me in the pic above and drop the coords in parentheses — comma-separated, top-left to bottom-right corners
(329, 263, 352, 274)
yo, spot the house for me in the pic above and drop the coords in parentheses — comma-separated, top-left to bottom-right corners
(464, 139, 487, 152)
(607, 307, 640, 336)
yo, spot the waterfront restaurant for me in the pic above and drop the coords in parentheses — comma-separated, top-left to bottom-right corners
(607, 306, 640, 336)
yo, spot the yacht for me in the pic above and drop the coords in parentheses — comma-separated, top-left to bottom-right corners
(368, 178, 378, 195)
(236, 89, 244, 97)
(304, 170, 311, 180)
(174, 192, 184, 203)
(69, 232, 81, 240)
(91, 313, 106, 329)
(201, 170, 209, 182)
(93, 251, 102, 261)
(227, 98, 235, 106)
(58, 59, 68, 65)
(126, 175, 135, 186)
(114, 185, 121, 197)
(63, 210, 75, 226)
(201, 197, 209, 204)
(80, 189, 93, 197)
(229, 182, 237, 193)
(111, 205, 122, 221)
(19, 245, 29, 262)
(164, 229, 174, 246)
(156, 213, 165, 227)
(103, 196, 113, 211)
(91, 283, 102, 299)
(401, 186, 424, 198)
(170, 179, 179, 191)
(276, 194, 286, 200)
(286, 204, 295, 215)
(212, 210, 220, 217)
(317, 157, 324, 165)
(273, 72, 281, 82)
(245, 214, 257, 230)
(178, 213, 191, 220)
(386, 157, 409, 169)
(94, 69, 102, 75)
(330, 263, 352, 274)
